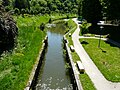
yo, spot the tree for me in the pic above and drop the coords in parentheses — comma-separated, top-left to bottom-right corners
(2, 0, 10, 6)
(0, 5, 18, 50)
(49, 18, 52, 23)
(38, 0, 47, 7)
(82, 0, 102, 24)
(14, 0, 30, 11)
(40, 23, 45, 31)
(106, 0, 120, 20)
(21, 8, 26, 16)
(14, 8, 20, 15)
(78, 0, 82, 16)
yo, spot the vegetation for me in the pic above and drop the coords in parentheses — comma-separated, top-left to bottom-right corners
(0, 14, 76, 90)
(80, 74, 96, 90)
(0, 5, 18, 51)
(78, 0, 120, 22)
(65, 20, 79, 63)
(80, 38, 120, 82)
(2, 0, 10, 6)
(40, 23, 45, 31)
(81, 0, 102, 24)
(14, 0, 30, 11)
(0, 0, 79, 15)
(78, 0, 102, 34)
(80, 21, 91, 35)
(0, 15, 49, 90)
(65, 20, 95, 90)
(0, 0, 120, 89)
(101, 0, 120, 20)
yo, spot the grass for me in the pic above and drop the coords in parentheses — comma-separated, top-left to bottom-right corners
(65, 19, 96, 90)
(80, 38, 120, 82)
(65, 19, 79, 63)
(0, 15, 49, 90)
(80, 74, 96, 90)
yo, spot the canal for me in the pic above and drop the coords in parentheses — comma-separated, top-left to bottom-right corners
(34, 22, 73, 90)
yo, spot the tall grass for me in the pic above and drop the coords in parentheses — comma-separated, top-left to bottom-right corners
(0, 15, 49, 90)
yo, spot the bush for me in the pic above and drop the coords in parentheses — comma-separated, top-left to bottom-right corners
(67, 15, 69, 19)
(0, 5, 18, 51)
(14, 8, 20, 15)
(21, 9, 26, 16)
(40, 23, 45, 31)
(48, 18, 52, 23)
(80, 21, 91, 35)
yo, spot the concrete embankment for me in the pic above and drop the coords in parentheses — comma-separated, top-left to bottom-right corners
(63, 36, 83, 90)
(24, 36, 48, 90)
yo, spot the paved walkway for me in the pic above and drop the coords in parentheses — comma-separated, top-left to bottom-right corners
(72, 18, 120, 90)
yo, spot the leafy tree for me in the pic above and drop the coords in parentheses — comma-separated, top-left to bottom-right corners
(21, 8, 26, 16)
(82, 0, 102, 24)
(12, 0, 79, 14)
(106, 0, 120, 20)
(73, 8, 78, 14)
(78, 0, 82, 16)
(2, 0, 10, 6)
(38, 0, 47, 7)
(5, 6, 11, 12)
(0, 5, 18, 50)
(40, 23, 45, 31)
(49, 18, 52, 23)
(14, 8, 20, 15)
(51, 4, 57, 11)
(14, 0, 30, 10)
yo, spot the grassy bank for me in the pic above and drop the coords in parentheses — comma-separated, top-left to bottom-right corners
(80, 39, 120, 82)
(0, 15, 49, 90)
(65, 20, 95, 90)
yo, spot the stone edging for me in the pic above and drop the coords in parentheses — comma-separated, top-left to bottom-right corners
(24, 36, 48, 90)
(63, 35, 83, 90)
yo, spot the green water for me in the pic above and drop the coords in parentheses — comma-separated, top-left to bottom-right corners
(35, 23, 73, 90)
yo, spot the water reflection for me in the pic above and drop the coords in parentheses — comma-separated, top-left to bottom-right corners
(48, 22, 66, 35)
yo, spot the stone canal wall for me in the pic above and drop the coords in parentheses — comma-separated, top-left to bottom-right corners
(24, 36, 48, 90)
(63, 36, 83, 90)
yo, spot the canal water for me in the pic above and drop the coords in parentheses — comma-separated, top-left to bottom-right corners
(34, 23, 73, 90)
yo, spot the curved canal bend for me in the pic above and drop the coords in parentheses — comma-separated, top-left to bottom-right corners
(34, 23, 73, 90)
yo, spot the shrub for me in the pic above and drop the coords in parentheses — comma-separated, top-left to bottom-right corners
(21, 9, 26, 16)
(80, 21, 91, 35)
(14, 8, 20, 15)
(48, 18, 52, 23)
(67, 15, 69, 19)
(40, 23, 45, 31)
